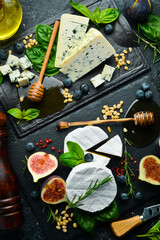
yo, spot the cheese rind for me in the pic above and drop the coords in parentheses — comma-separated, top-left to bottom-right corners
(59, 28, 116, 82)
(102, 64, 115, 81)
(90, 74, 105, 88)
(55, 14, 89, 67)
(9, 69, 21, 83)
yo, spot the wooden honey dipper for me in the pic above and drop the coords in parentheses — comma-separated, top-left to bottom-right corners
(28, 20, 60, 102)
(56, 111, 154, 130)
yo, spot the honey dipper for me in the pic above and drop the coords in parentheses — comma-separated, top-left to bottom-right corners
(56, 111, 154, 130)
(28, 20, 60, 102)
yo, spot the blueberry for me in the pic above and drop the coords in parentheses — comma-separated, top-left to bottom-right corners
(141, 83, 150, 92)
(136, 89, 144, 99)
(30, 190, 39, 200)
(26, 142, 35, 151)
(135, 192, 143, 200)
(104, 24, 114, 34)
(13, 42, 24, 54)
(0, 49, 8, 60)
(63, 78, 72, 87)
(117, 175, 126, 184)
(120, 193, 129, 201)
(73, 89, 83, 100)
(80, 83, 90, 94)
(145, 90, 153, 100)
(85, 153, 93, 162)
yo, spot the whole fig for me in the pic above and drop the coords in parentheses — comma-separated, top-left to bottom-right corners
(125, 0, 152, 22)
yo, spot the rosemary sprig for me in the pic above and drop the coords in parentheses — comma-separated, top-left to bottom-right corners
(68, 175, 113, 209)
(42, 202, 56, 223)
(121, 138, 137, 198)
(22, 155, 28, 175)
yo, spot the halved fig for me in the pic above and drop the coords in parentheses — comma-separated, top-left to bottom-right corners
(41, 176, 68, 204)
(28, 152, 58, 182)
(139, 155, 160, 185)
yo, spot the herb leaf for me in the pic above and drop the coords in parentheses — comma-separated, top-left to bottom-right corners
(137, 220, 160, 239)
(73, 208, 96, 235)
(0, 72, 3, 85)
(7, 108, 40, 123)
(36, 25, 53, 45)
(98, 8, 120, 24)
(7, 108, 23, 120)
(67, 141, 84, 160)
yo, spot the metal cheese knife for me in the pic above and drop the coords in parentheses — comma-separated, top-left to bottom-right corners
(110, 204, 160, 237)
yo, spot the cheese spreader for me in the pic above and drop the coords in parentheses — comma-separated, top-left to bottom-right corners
(110, 204, 160, 237)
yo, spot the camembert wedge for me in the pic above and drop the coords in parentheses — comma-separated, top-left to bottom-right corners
(55, 14, 89, 68)
(59, 28, 116, 82)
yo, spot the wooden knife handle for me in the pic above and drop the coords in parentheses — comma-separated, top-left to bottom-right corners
(110, 215, 143, 237)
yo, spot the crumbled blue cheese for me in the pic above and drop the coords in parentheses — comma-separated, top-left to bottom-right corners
(19, 55, 32, 70)
(55, 14, 89, 67)
(9, 69, 21, 83)
(90, 74, 105, 88)
(6, 54, 20, 68)
(102, 64, 115, 82)
(21, 70, 35, 79)
(17, 77, 29, 86)
(0, 64, 12, 75)
(59, 28, 116, 82)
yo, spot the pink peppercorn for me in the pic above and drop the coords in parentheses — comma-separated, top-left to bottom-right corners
(49, 139, 52, 143)
(52, 147, 55, 150)
(58, 150, 61, 153)
(36, 143, 39, 147)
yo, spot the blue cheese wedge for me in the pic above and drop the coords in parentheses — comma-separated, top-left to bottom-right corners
(90, 73, 105, 88)
(9, 69, 21, 83)
(66, 162, 117, 212)
(0, 64, 12, 75)
(17, 77, 29, 86)
(21, 70, 35, 80)
(59, 28, 116, 82)
(19, 55, 32, 70)
(95, 135, 122, 157)
(6, 54, 19, 68)
(102, 64, 115, 81)
(55, 14, 89, 68)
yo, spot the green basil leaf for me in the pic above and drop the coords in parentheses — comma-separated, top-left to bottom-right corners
(7, 108, 23, 120)
(92, 6, 100, 21)
(73, 208, 96, 235)
(67, 141, 84, 160)
(139, 13, 160, 42)
(59, 152, 84, 168)
(22, 108, 40, 121)
(25, 45, 46, 65)
(69, 0, 94, 22)
(94, 200, 119, 222)
(0, 72, 3, 85)
(36, 25, 53, 45)
(98, 8, 120, 24)
(32, 63, 59, 76)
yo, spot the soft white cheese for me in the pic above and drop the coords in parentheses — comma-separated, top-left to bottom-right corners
(102, 64, 115, 82)
(90, 74, 105, 88)
(95, 135, 123, 157)
(21, 70, 35, 79)
(6, 54, 19, 68)
(19, 55, 32, 70)
(59, 28, 116, 82)
(0, 64, 12, 75)
(9, 69, 21, 83)
(55, 14, 89, 68)
(66, 162, 117, 212)
(18, 77, 29, 86)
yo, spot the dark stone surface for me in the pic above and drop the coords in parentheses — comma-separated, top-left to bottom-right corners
(0, 0, 160, 240)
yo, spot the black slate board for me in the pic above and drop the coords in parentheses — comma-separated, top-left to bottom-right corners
(0, 0, 149, 138)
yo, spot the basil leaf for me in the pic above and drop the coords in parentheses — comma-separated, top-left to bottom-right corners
(32, 63, 59, 76)
(139, 13, 160, 42)
(137, 220, 160, 239)
(0, 72, 3, 85)
(22, 108, 40, 121)
(98, 8, 120, 24)
(67, 141, 84, 160)
(92, 6, 100, 22)
(73, 208, 96, 235)
(59, 152, 84, 168)
(25, 46, 45, 65)
(69, 0, 94, 22)
(7, 108, 23, 120)
(94, 200, 119, 222)
(36, 25, 53, 45)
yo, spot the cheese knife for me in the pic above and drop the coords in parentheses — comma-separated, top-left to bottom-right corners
(110, 204, 160, 237)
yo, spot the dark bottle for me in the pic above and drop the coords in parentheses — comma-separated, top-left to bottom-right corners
(0, 111, 23, 229)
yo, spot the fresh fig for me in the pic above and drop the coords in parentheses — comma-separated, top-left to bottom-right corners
(155, 137, 160, 158)
(28, 152, 58, 182)
(125, 0, 152, 22)
(41, 176, 68, 204)
(139, 155, 160, 185)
